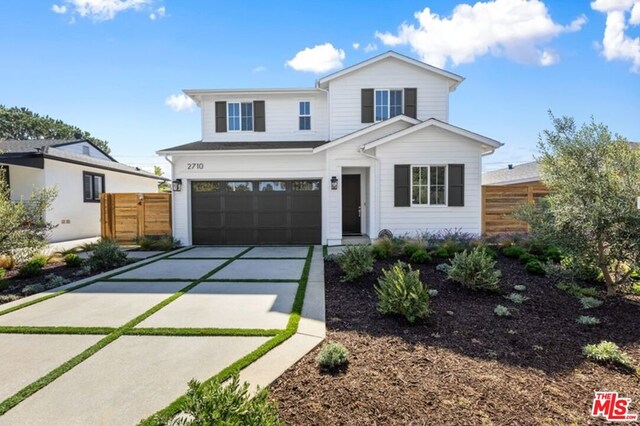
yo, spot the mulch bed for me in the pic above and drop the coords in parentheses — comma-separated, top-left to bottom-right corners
(269, 255, 640, 425)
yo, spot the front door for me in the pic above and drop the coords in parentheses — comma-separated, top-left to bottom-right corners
(342, 174, 361, 235)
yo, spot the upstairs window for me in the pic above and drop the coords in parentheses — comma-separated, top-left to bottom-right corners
(375, 89, 403, 122)
(83, 171, 105, 202)
(228, 102, 253, 131)
(299, 101, 311, 130)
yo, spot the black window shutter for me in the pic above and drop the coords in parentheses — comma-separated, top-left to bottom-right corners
(215, 101, 227, 133)
(404, 88, 417, 119)
(361, 89, 374, 123)
(394, 165, 411, 207)
(254, 100, 265, 132)
(448, 164, 465, 207)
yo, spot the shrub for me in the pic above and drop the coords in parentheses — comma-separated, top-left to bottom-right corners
(18, 259, 45, 278)
(410, 248, 431, 264)
(85, 239, 128, 272)
(43, 274, 69, 290)
(0, 294, 19, 304)
(477, 246, 498, 260)
(543, 245, 563, 262)
(64, 253, 83, 267)
(519, 252, 538, 265)
(29, 255, 48, 268)
(580, 296, 603, 309)
(336, 245, 374, 282)
(402, 238, 425, 257)
(583, 341, 635, 370)
(576, 315, 601, 326)
(556, 282, 600, 299)
(505, 293, 529, 304)
(22, 283, 45, 296)
(136, 235, 181, 251)
(494, 305, 511, 317)
(447, 248, 501, 292)
(513, 285, 526, 292)
(525, 260, 545, 275)
(434, 246, 450, 258)
(375, 261, 431, 323)
(0, 268, 6, 291)
(631, 282, 640, 295)
(371, 237, 395, 260)
(316, 341, 349, 370)
(560, 256, 601, 282)
(502, 245, 526, 258)
(172, 374, 283, 426)
(435, 263, 451, 273)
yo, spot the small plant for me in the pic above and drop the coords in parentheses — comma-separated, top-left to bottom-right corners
(494, 304, 511, 317)
(74, 265, 93, 277)
(173, 374, 283, 426)
(18, 258, 46, 278)
(21, 283, 45, 296)
(85, 239, 128, 272)
(29, 255, 48, 268)
(583, 341, 635, 371)
(402, 239, 424, 257)
(630, 282, 640, 296)
(64, 253, 83, 267)
(504, 292, 529, 304)
(434, 246, 451, 258)
(543, 245, 563, 262)
(371, 237, 395, 259)
(576, 315, 601, 326)
(502, 245, 526, 258)
(336, 245, 374, 282)
(580, 296, 603, 309)
(43, 274, 69, 290)
(525, 260, 545, 276)
(427, 289, 438, 297)
(375, 261, 431, 323)
(0, 294, 19, 304)
(519, 252, 538, 265)
(409, 248, 431, 264)
(477, 246, 498, 260)
(556, 282, 600, 299)
(513, 285, 526, 291)
(316, 341, 349, 370)
(435, 263, 451, 273)
(136, 235, 181, 251)
(447, 247, 501, 292)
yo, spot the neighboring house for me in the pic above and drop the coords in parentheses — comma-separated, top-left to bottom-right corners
(482, 161, 540, 186)
(0, 139, 162, 242)
(158, 51, 503, 246)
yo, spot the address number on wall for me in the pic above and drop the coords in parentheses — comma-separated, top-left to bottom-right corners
(187, 163, 204, 170)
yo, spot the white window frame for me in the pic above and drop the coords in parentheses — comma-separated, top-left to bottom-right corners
(298, 100, 311, 131)
(227, 101, 254, 132)
(410, 165, 447, 207)
(374, 89, 403, 122)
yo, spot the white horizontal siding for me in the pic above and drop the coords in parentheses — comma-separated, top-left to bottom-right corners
(376, 126, 483, 237)
(201, 93, 328, 142)
(328, 57, 451, 140)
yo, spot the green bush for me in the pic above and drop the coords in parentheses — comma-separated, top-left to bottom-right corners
(336, 245, 374, 282)
(447, 248, 501, 292)
(556, 282, 600, 299)
(0, 294, 19, 304)
(494, 304, 511, 317)
(504, 293, 529, 304)
(64, 253, 83, 267)
(402, 239, 424, 257)
(171, 374, 283, 426)
(543, 245, 563, 262)
(583, 341, 635, 370)
(30, 255, 48, 268)
(525, 260, 545, 275)
(434, 246, 450, 258)
(22, 283, 45, 296)
(580, 296, 603, 309)
(409, 248, 431, 264)
(18, 258, 46, 278)
(477, 246, 498, 260)
(43, 274, 69, 290)
(85, 239, 128, 272)
(0, 268, 7, 291)
(560, 256, 601, 282)
(519, 252, 538, 265)
(502, 245, 526, 258)
(375, 261, 431, 323)
(631, 282, 640, 295)
(576, 315, 601, 326)
(136, 235, 181, 251)
(316, 341, 349, 370)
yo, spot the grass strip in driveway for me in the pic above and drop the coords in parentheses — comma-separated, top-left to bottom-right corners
(138, 246, 314, 426)
(202, 278, 299, 283)
(0, 246, 255, 416)
(125, 327, 281, 337)
(0, 326, 114, 335)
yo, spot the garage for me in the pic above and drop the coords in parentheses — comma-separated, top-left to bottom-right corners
(191, 180, 321, 245)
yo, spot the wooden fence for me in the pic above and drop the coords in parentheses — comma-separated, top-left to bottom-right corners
(482, 183, 548, 235)
(100, 193, 172, 243)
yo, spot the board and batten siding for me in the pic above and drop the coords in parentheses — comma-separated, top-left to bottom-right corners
(328, 57, 451, 140)
(376, 126, 484, 236)
(201, 92, 328, 142)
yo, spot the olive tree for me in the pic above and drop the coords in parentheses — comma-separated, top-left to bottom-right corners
(534, 114, 640, 296)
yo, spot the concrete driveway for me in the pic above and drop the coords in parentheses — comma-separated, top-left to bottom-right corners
(0, 245, 324, 425)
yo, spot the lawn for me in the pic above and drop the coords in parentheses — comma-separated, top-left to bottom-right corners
(269, 253, 640, 425)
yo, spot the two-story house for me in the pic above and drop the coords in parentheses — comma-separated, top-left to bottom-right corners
(158, 51, 503, 246)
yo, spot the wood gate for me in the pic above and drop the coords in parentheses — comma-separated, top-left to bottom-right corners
(100, 193, 172, 243)
(481, 183, 548, 235)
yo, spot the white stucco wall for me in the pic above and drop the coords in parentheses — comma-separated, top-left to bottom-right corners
(1, 164, 45, 201)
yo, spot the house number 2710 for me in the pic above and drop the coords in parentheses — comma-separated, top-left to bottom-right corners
(187, 163, 204, 170)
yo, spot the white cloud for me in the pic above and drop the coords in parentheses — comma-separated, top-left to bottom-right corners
(53, 0, 154, 21)
(375, 0, 586, 68)
(252, 65, 267, 73)
(364, 42, 378, 53)
(285, 43, 346, 73)
(52, 4, 68, 13)
(149, 5, 165, 20)
(591, 0, 640, 72)
(352, 42, 360, 50)
(165, 94, 195, 112)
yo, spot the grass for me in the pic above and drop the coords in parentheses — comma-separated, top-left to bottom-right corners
(0, 326, 115, 335)
(125, 327, 281, 337)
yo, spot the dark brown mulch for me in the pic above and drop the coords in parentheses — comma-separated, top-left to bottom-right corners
(269, 255, 640, 425)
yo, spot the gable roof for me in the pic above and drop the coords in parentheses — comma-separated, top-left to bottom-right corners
(316, 51, 465, 91)
(361, 118, 503, 154)
(158, 140, 328, 154)
(482, 161, 540, 185)
(312, 115, 420, 153)
(0, 139, 116, 162)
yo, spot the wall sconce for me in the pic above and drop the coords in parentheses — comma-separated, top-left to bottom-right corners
(330, 176, 339, 190)
(172, 179, 183, 192)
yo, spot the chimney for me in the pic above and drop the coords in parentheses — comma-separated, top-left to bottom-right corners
(74, 132, 83, 140)
(508, 164, 513, 170)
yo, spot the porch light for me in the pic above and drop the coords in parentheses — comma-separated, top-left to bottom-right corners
(172, 179, 183, 192)
(331, 176, 338, 190)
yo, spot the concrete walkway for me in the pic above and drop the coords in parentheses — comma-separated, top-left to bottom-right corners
(0, 246, 325, 425)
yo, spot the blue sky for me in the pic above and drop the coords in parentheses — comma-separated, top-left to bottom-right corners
(1, 0, 639, 174)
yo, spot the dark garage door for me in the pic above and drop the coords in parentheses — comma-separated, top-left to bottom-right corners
(191, 180, 321, 245)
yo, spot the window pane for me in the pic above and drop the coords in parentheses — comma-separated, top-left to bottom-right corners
(412, 185, 420, 204)
(259, 181, 286, 191)
(226, 181, 253, 192)
(83, 174, 92, 200)
(192, 182, 220, 192)
(299, 116, 311, 130)
(241, 102, 253, 131)
(93, 176, 103, 200)
(228, 103, 240, 131)
(292, 180, 320, 191)
(299, 101, 310, 116)
(390, 90, 403, 117)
